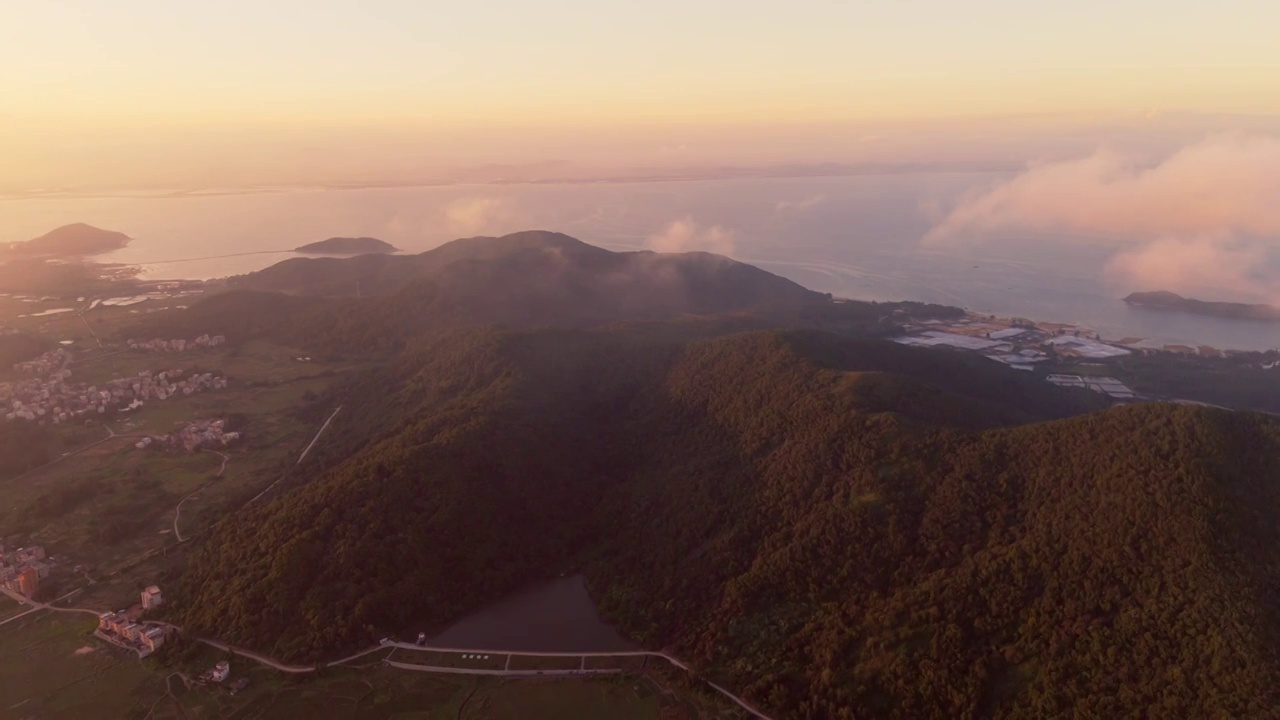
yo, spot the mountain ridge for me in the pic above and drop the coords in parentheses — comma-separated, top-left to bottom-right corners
(1124, 290, 1280, 322)
(294, 236, 398, 254)
(6, 223, 131, 256)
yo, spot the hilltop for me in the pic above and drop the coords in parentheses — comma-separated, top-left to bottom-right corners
(109, 229, 1280, 718)
(1124, 290, 1280, 322)
(6, 223, 131, 256)
(144, 231, 854, 356)
(171, 322, 1280, 719)
(294, 236, 398, 254)
(235, 230, 823, 303)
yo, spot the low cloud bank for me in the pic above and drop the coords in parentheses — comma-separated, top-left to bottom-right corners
(443, 197, 515, 237)
(924, 135, 1280, 302)
(646, 217, 736, 256)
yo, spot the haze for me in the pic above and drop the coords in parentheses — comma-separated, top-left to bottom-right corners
(3, 1, 1280, 190)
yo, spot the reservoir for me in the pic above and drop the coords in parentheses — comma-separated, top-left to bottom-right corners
(426, 575, 638, 653)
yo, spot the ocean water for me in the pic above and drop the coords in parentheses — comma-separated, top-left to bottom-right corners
(3, 174, 1277, 351)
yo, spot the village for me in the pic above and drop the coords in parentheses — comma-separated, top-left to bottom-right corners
(3, 348, 229, 423)
(126, 334, 226, 352)
(135, 418, 241, 453)
(95, 585, 168, 657)
(893, 314, 1142, 401)
(0, 544, 51, 598)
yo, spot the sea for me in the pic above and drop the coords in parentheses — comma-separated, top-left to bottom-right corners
(4, 173, 1278, 351)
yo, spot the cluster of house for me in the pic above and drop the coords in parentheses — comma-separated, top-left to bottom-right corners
(3, 368, 229, 424)
(96, 586, 167, 657)
(1046, 374, 1138, 400)
(136, 418, 242, 453)
(13, 348, 72, 375)
(126, 334, 226, 352)
(0, 545, 49, 598)
(895, 317, 1133, 368)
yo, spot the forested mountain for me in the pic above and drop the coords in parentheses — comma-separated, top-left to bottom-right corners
(6, 223, 130, 256)
(155, 232, 1280, 718)
(173, 323, 1280, 718)
(1125, 290, 1280, 321)
(133, 231, 925, 356)
(234, 230, 822, 305)
(295, 236, 397, 254)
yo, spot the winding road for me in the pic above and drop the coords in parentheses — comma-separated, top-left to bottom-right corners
(178, 633, 772, 719)
(171, 450, 230, 542)
(4, 590, 773, 719)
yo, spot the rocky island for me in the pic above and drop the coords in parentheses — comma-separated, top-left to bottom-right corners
(294, 237, 398, 254)
(6, 223, 131, 256)
(1124, 290, 1280, 322)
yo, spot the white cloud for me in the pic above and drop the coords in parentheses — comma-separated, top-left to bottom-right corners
(775, 194, 827, 213)
(442, 197, 517, 237)
(646, 217, 736, 256)
(1105, 236, 1276, 303)
(923, 134, 1280, 302)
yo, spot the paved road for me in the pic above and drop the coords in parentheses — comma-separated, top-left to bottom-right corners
(3, 588, 773, 719)
(381, 643, 770, 719)
(154, 629, 772, 718)
(0, 587, 100, 627)
(191, 635, 386, 673)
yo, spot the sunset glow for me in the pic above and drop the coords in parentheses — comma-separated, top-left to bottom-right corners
(3, 1, 1279, 189)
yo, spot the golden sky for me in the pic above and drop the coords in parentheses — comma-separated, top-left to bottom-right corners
(3, 1, 1279, 189)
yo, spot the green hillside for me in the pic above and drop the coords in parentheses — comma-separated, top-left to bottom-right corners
(166, 324, 1280, 719)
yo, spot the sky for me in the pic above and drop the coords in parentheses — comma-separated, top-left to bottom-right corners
(3, 1, 1280, 190)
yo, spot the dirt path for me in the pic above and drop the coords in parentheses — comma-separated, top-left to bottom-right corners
(172, 491, 199, 543)
(247, 405, 342, 505)
(171, 451, 229, 543)
(297, 405, 342, 465)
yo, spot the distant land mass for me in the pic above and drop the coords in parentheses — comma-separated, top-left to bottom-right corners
(295, 237, 397, 255)
(1125, 291, 1280, 322)
(5, 223, 130, 256)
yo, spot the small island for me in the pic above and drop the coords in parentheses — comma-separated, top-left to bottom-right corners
(294, 237, 398, 255)
(1124, 291, 1280, 322)
(6, 223, 131, 257)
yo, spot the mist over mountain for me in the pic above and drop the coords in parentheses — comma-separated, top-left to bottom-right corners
(150, 231, 1280, 718)
(147, 231, 871, 356)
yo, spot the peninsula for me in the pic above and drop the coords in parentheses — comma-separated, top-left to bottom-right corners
(6, 223, 131, 257)
(1124, 290, 1280, 322)
(294, 237, 397, 255)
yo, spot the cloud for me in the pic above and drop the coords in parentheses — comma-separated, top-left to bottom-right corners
(923, 134, 1280, 301)
(443, 197, 516, 237)
(775, 194, 827, 213)
(1105, 236, 1276, 303)
(646, 217, 736, 256)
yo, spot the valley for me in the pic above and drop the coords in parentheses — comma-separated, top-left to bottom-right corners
(1, 231, 1278, 719)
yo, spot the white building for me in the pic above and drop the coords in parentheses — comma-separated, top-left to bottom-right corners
(141, 585, 163, 610)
